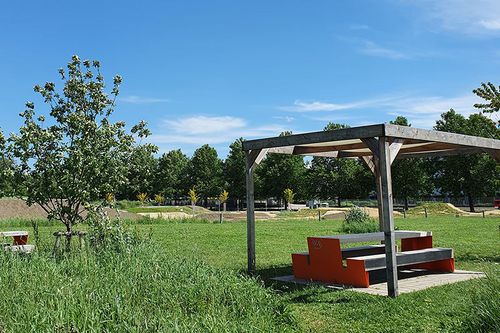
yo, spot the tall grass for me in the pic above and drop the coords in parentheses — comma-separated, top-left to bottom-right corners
(0, 245, 296, 332)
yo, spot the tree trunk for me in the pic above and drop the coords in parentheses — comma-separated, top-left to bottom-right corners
(467, 193, 475, 212)
(404, 197, 409, 211)
(337, 197, 341, 207)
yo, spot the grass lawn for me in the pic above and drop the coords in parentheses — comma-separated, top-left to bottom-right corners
(1, 215, 499, 332)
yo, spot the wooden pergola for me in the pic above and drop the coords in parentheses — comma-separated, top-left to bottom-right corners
(242, 123, 500, 297)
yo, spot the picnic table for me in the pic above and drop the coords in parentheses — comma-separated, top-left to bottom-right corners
(292, 230, 454, 288)
(0, 231, 35, 254)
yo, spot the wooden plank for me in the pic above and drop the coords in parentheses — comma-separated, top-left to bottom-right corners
(0, 231, 28, 237)
(351, 248, 453, 271)
(389, 138, 404, 164)
(384, 124, 500, 150)
(397, 147, 486, 159)
(361, 137, 380, 158)
(2, 245, 35, 254)
(361, 156, 376, 174)
(246, 149, 263, 171)
(316, 231, 432, 243)
(378, 136, 399, 297)
(293, 142, 367, 154)
(242, 124, 385, 151)
(245, 151, 256, 273)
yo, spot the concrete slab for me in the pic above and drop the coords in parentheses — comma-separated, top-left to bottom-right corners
(272, 270, 485, 296)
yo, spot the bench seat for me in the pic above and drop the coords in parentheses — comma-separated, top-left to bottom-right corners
(2, 245, 35, 254)
(349, 248, 453, 271)
(293, 244, 388, 263)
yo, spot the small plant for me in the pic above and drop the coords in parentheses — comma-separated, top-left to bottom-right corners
(104, 193, 115, 206)
(341, 207, 378, 234)
(154, 194, 165, 206)
(136, 193, 148, 206)
(283, 188, 295, 210)
(218, 190, 229, 223)
(188, 187, 198, 217)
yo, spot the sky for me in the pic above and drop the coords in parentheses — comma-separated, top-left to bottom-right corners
(1, 0, 500, 157)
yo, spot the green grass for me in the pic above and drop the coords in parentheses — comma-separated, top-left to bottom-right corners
(0, 215, 499, 332)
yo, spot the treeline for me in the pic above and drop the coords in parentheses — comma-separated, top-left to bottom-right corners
(83, 111, 500, 211)
(0, 112, 498, 212)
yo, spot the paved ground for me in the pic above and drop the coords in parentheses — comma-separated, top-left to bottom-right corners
(273, 269, 485, 296)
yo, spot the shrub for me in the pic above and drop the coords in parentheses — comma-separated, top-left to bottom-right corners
(341, 207, 378, 234)
(0, 244, 296, 332)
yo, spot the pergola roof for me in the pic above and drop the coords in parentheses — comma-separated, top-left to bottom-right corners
(242, 123, 500, 160)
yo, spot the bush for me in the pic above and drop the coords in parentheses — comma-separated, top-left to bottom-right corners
(459, 269, 500, 332)
(0, 244, 296, 332)
(341, 207, 378, 234)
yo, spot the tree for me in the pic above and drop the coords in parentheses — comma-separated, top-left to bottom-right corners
(154, 149, 189, 201)
(224, 138, 246, 209)
(473, 82, 500, 125)
(0, 130, 15, 197)
(256, 132, 306, 204)
(390, 117, 432, 210)
(188, 144, 223, 206)
(218, 189, 229, 222)
(119, 143, 158, 200)
(188, 187, 198, 216)
(283, 188, 295, 210)
(433, 110, 499, 212)
(7, 55, 152, 233)
(306, 123, 373, 206)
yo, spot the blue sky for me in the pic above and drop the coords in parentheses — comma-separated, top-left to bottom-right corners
(1, 0, 500, 157)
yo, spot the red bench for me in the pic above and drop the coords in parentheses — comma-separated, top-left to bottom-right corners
(292, 231, 454, 288)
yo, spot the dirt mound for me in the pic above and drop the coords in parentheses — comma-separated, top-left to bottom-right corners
(0, 198, 142, 221)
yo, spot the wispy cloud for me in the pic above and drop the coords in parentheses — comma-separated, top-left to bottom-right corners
(149, 115, 289, 149)
(280, 92, 487, 128)
(273, 116, 295, 122)
(360, 41, 409, 59)
(118, 95, 169, 104)
(402, 0, 500, 35)
(349, 24, 371, 31)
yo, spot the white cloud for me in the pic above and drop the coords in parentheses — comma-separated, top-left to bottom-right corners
(402, 0, 500, 35)
(360, 41, 409, 60)
(149, 115, 289, 149)
(281, 92, 487, 128)
(118, 95, 169, 104)
(163, 116, 246, 135)
(273, 116, 295, 122)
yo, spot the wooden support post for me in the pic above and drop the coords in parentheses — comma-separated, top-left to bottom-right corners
(378, 136, 399, 298)
(246, 150, 258, 274)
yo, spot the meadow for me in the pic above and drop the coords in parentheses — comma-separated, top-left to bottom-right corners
(0, 214, 499, 332)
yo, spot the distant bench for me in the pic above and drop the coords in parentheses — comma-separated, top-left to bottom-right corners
(292, 231, 454, 288)
(1, 231, 35, 254)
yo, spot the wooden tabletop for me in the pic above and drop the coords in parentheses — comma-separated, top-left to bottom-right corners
(312, 231, 432, 244)
(0, 231, 29, 237)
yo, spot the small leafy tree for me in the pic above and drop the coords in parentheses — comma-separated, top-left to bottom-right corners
(7, 55, 153, 234)
(136, 193, 148, 206)
(218, 189, 229, 223)
(104, 193, 115, 206)
(154, 194, 165, 206)
(188, 187, 198, 217)
(283, 188, 295, 210)
(473, 82, 500, 125)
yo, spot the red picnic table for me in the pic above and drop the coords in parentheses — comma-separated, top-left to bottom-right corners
(1, 231, 35, 253)
(292, 230, 454, 288)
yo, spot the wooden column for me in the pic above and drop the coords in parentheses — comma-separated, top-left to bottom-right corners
(246, 151, 256, 273)
(378, 136, 399, 297)
(245, 149, 266, 274)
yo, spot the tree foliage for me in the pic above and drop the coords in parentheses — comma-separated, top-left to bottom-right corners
(473, 82, 500, 124)
(433, 110, 499, 212)
(306, 123, 373, 206)
(7, 56, 152, 232)
(224, 138, 246, 203)
(155, 149, 189, 200)
(390, 116, 432, 210)
(256, 132, 306, 200)
(188, 144, 223, 203)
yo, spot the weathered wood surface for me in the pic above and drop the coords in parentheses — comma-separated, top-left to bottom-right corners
(315, 230, 432, 243)
(0, 231, 28, 237)
(245, 151, 256, 273)
(2, 244, 35, 253)
(352, 248, 454, 271)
